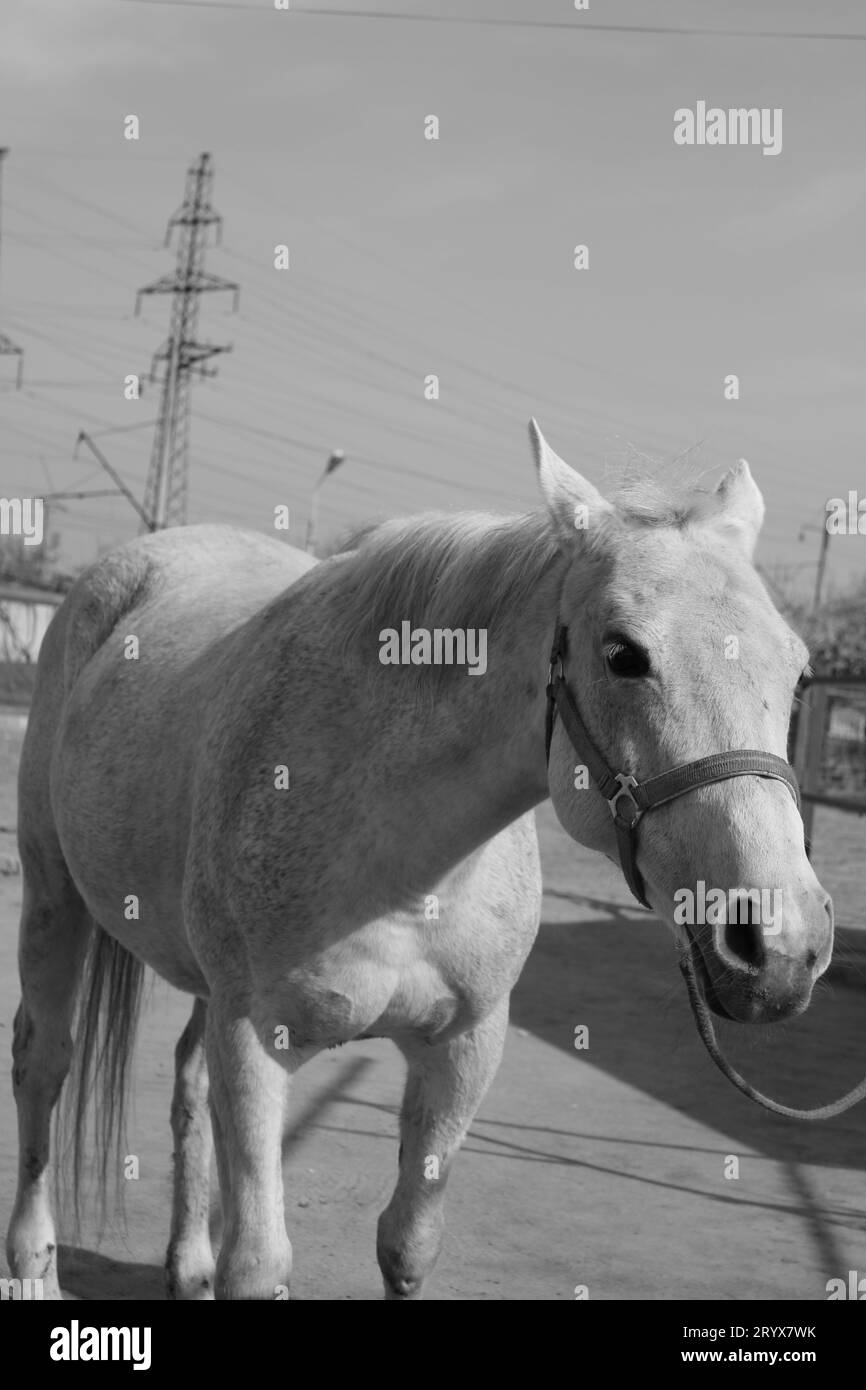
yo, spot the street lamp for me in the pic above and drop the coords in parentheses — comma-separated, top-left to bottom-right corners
(305, 450, 345, 554)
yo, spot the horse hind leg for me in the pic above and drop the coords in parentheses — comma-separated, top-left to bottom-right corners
(5, 866, 92, 1300)
(377, 998, 509, 1301)
(165, 997, 215, 1300)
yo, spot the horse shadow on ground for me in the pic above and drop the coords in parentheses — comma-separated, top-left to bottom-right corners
(55, 1247, 164, 1301)
(509, 897, 866, 1177)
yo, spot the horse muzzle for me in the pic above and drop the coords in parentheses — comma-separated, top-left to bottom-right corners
(685, 919, 828, 1025)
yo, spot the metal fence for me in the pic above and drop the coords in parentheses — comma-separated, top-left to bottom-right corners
(792, 676, 866, 845)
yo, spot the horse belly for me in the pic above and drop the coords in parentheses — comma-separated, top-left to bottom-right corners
(260, 935, 477, 1050)
(257, 828, 543, 1049)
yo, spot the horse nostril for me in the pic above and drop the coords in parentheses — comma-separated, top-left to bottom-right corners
(724, 911, 766, 970)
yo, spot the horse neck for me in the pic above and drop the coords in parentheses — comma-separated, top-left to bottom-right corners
(340, 552, 565, 883)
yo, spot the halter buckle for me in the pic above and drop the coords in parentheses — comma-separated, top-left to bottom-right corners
(608, 773, 642, 826)
(546, 630, 565, 690)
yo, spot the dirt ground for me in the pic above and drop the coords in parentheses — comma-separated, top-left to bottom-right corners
(0, 709, 864, 1301)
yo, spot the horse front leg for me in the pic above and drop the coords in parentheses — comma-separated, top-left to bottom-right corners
(206, 996, 293, 1300)
(377, 997, 509, 1301)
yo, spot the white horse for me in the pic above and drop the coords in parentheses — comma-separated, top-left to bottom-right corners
(6, 423, 831, 1299)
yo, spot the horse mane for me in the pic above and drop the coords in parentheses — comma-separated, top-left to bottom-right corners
(331, 457, 717, 685)
(334, 510, 562, 681)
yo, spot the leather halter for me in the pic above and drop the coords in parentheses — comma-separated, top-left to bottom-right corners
(543, 624, 866, 1121)
(544, 624, 801, 910)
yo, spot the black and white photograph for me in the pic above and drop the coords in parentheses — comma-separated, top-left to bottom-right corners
(0, 0, 865, 1340)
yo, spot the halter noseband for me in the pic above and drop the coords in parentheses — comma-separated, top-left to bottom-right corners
(544, 624, 801, 910)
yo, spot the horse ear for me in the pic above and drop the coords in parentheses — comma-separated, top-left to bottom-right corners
(528, 419, 612, 544)
(708, 459, 765, 557)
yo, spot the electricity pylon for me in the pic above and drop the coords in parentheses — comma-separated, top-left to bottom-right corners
(135, 152, 238, 529)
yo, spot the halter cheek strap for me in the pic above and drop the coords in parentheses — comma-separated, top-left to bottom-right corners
(544, 624, 801, 910)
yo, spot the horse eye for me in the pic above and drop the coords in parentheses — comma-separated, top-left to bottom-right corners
(605, 638, 650, 678)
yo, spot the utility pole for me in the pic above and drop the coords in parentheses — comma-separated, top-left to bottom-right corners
(811, 523, 831, 618)
(0, 148, 24, 388)
(800, 519, 832, 619)
(135, 152, 238, 529)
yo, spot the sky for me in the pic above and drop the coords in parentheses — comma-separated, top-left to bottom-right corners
(0, 0, 864, 601)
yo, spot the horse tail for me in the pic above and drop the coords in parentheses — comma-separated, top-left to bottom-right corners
(50, 545, 153, 1233)
(60, 924, 147, 1234)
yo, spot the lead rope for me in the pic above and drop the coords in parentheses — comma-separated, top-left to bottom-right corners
(679, 947, 866, 1120)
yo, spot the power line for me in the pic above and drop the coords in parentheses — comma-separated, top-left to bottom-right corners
(15, 167, 149, 241)
(7, 217, 513, 508)
(5, 189, 167, 291)
(196, 395, 522, 505)
(17, 386, 153, 449)
(5, 168, 815, 501)
(5, 230, 151, 297)
(7, 150, 852, 552)
(216, 231, 735, 463)
(216, 208, 854, 484)
(194, 406, 325, 456)
(3, 317, 128, 377)
(113, 3, 866, 42)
